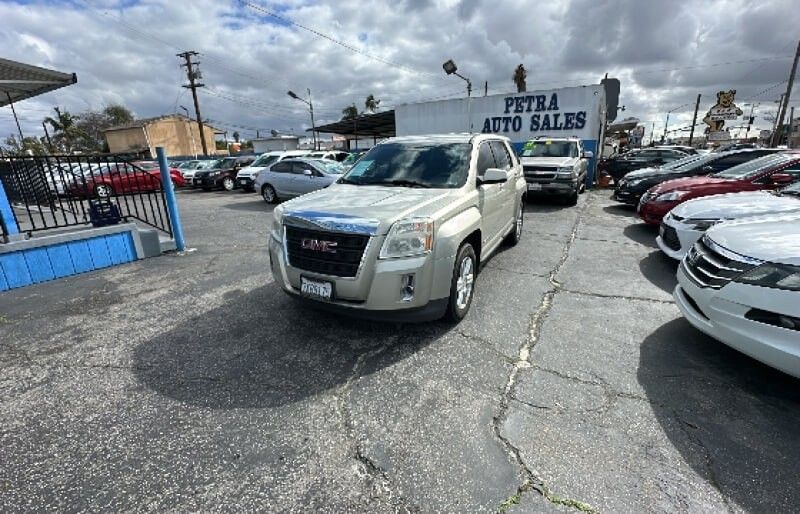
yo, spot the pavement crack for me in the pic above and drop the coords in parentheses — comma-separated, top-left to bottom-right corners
(559, 288, 674, 305)
(493, 196, 598, 513)
(336, 341, 418, 512)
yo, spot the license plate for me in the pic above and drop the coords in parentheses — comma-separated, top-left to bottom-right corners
(528, 183, 542, 191)
(300, 276, 333, 301)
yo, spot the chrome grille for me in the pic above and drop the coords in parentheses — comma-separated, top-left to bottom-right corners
(681, 236, 760, 289)
(523, 165, 557, 180)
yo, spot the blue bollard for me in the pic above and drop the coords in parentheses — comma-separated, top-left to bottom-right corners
(156, 147, 186, 251)
(0, 177, 20, 238)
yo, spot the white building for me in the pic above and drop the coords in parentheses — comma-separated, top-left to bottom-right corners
(251, 135, 299, 154)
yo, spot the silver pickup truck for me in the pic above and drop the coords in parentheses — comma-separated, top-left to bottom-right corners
(268, 134, 527, 322)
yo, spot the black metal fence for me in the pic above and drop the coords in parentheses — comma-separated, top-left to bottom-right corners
(0, 154, 173, 237)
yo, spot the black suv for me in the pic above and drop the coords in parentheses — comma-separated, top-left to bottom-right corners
(613, 148, 780, 205)
(600, 148, 689, 184)
(193, 156, 256, 191)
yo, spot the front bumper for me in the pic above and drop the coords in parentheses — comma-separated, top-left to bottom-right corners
(237, 177, 254, 190)
(637, 199, 677, 225)
(268, 230, 455, 322)
(674, 267, 800, 378)
(655, 216, 703, 260)
(612, 188, 641, 205)
(525, 178, 578, 195)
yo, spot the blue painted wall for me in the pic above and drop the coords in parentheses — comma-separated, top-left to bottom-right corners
(0, 232, 137, 292)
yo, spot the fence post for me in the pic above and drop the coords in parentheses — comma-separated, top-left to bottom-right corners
(0, 177, 20, 239)
(156, 147, 186, 251)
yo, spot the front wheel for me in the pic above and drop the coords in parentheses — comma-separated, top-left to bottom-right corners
(443, 243, 477, 322)
(565, 189, 579, 206)
(262, 184, 278, 204)
(505, 199, 523, 246)
(222, 176, 235, 191)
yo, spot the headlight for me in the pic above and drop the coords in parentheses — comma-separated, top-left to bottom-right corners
(686, 218, 719, 231)
(656, 190, 688, 202)
(379, 218, 434, 259)
(734, 263, 800, 291)
(271, 206, 284, 241)
(626, 179, 643, 187)
(556, 166, 576, 178)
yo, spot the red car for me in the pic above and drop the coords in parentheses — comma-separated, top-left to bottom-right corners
(637, 152, 800, 225)
(69, 162, 185, 198)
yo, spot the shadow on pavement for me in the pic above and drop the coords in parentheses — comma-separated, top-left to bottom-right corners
(222, 199, 274, 212)
(624, 223, 659, 248)
(638, 251, 678, 293)
(638, 319, 800, 512)
(602, 203, 636, 218)
(133, 285, 448, 409)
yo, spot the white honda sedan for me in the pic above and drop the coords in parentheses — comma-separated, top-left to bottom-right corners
(674, 215, 800, 378)
(658, 181, 800, 260)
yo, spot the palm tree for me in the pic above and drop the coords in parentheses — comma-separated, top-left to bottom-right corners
(364, 94, 380, 113)
(233, 131, 240, 143)
(341, 104, 359, 120)
(513, 64, 527, 93)
(44, 107, 78, 152)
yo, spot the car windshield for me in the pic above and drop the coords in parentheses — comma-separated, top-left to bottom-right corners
(339, 142, 471, 188)
(252, 154, 279, 167)
(342, 152, 364, 166)
(196, 160, 215, 169)
(712, 153, 793, 179)
(662, 153, 714, 171)
(520, 140, 578, 158)
(313, 160, 345, 174)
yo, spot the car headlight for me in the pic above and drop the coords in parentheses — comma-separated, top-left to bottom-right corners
(734, 263, 800, 291)
(656, 190, 688, 202)
(271, 206, 284, 241)
(626, 179, 643, 187)
(686, 218, 719, 231)
(379, 218, 434, 259)
(556, 166, 576, 178)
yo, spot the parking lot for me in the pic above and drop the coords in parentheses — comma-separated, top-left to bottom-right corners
(1, 188, 799, 512)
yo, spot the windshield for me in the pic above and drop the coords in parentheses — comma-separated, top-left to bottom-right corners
(313, 160, 345, 174)
(779, 181, 800, 196)
(662, 153, 714, 171)
(712, 153, 792, 179)
(520, 140, 578, 158)
(252, 154, 279, 167)
(339, 142, 471, 188)
(342, 152, 364, 166)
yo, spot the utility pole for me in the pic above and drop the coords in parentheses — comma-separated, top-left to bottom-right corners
(42, 121, 53, 151)
(790, 106, 796, 148)
(308, 88, 318, 150)
(745, 103, 757, 140)
(484, 81, 488, 96)
(177, 51, 209, 156)
(688, 94, 701, 146)
(772, 39, 800, 147)
(771, 93, 786, 145)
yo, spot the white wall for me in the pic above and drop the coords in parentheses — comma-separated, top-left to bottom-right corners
(252, 137, 299, 154)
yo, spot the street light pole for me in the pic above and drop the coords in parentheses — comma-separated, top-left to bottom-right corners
(288, 89, 318, 150)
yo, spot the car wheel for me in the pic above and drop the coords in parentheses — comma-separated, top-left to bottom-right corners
(444, 243, 477, 322)
(94, 184, 113, 198)
(565, 189, 579, 206)
(262, 184, 278, 204)
(505, 198, 523, 246)
(222, 177, 235, 191)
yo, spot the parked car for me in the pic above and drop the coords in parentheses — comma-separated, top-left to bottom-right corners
(253, 158, 344, 203)
(613, 149, 779, 205)
(657, 181, 800, 260)
(674, 215, 800, 378)
(654, 145, 699, 155)
(68, 162, 185, 198)
(301, 150, 350, 162)
(267, 133, 527, 322)
(518, 137, 592, 205)
(236, 152, 284, 192)
(600, 147, 689, 184)
(180, 160, 215, 184)
(637, 152, 800, 225)
(192, 155, 256, 191)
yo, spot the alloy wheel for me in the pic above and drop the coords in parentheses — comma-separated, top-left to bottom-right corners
(455, 255, 474, 310)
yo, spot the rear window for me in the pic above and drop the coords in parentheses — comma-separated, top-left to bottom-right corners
(713, 153, 793, 179)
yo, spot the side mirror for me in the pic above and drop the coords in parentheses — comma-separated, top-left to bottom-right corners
(479, 167, 508, 185)
(771, 173, 793, 185)
(303, 169, 314, 176)
(582, 150, 594, 159)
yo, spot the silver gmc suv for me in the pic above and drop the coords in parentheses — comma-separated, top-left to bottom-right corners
(268, 134, 527, 322)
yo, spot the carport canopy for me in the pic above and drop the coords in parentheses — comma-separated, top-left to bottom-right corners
(0, 57, 77, 107)
(311, 110, 396, 139)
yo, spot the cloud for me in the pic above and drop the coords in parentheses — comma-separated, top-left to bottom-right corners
(0, 0, 797, 145)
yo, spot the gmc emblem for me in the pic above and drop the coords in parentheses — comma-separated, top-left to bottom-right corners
(301, 238, 338, 253)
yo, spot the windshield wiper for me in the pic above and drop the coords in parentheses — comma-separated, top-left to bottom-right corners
(374, 179, 433, 188)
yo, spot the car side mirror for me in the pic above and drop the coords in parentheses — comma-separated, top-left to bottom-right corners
(479, 167, 508, 185)
(303, 169, 314, 176)
(771, 173, 793, 185)
(582, 150, 594, 159)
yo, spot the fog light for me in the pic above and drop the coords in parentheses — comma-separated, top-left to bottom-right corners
(401, 274, 415, 302)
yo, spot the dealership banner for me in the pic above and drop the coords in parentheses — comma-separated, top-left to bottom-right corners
(396, 84, 606, 143)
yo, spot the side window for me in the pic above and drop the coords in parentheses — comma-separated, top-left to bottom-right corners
(489, 141, 512, 170)
(271, 162, 292, 174)
(709, 154, 750, 170)
(476, 142, 497, 177)
(290, 162, 308, 174)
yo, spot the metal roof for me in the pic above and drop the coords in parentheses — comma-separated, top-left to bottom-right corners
(0, 57, 77, 107)
(311, 110, 396, 138)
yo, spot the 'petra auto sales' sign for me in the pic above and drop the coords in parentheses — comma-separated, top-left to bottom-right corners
(396, 84, 606, 142)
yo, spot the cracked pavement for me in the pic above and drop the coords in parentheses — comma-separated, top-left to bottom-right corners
(1, 189, 799, 512)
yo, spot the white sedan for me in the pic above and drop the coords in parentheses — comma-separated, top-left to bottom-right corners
(674, 215, 800, 378)
(657, 182, 800, 260)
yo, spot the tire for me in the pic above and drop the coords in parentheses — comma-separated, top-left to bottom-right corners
(222, 176, 235, 191)
(505, 198, 524, 246)
(565, 189, 579, 206)
(94, 183, 113, 198)
(443, 243, 477, 322)
(262, 184, 278, 204)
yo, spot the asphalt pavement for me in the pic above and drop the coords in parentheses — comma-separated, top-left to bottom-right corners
(1, 188, 798, 513)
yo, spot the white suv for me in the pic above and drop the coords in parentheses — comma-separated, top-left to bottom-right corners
(236, 150, 310, 191)
(518, 137, 592, 205)
(674, 215, 800, 377)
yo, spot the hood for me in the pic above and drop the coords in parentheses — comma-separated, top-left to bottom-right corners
(238, 165, 268, 177)
(622, 166, 664, 179)
(520, 156, 577, 167)
(651, 176, 730, 194)
(278, 184, 458, 235)
(673, 191, 800, 220)
(706, 214, 800, 265)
